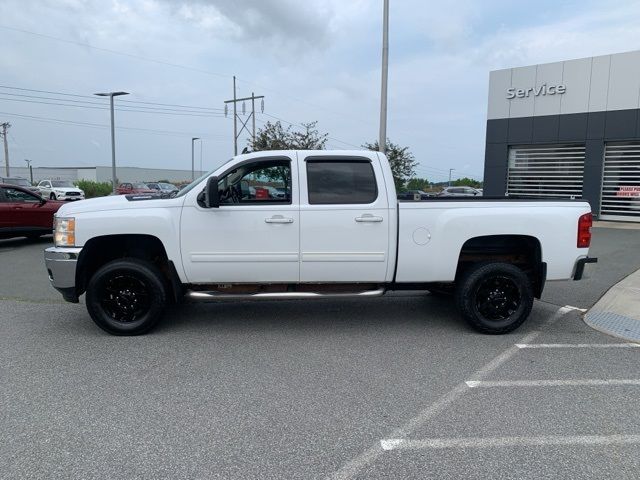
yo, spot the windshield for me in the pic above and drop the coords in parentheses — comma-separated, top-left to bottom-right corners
(52, 180, 74, 188)
(174, 158, 235, 198)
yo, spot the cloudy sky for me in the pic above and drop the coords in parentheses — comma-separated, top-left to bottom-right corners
(1, 0, 640, 182)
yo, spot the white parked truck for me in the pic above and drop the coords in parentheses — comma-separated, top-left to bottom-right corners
(44, 150, 597, 335)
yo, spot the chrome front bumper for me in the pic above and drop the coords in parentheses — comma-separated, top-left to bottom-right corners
(44, 246, 82, 302)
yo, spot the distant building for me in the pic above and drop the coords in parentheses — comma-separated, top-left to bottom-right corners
(6, 165, 205, 184)
(484, 50, 640, 222)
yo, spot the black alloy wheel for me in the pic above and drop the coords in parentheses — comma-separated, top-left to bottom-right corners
(86, 258, 167, 335)
(100, 273, 151, 322)
(456, 262, 533, 334)
(474, 275, 521, 321)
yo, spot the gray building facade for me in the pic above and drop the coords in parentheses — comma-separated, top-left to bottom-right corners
(484, 50, 640, 222)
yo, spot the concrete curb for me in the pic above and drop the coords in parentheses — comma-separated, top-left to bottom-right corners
(584, 267, 640, 342)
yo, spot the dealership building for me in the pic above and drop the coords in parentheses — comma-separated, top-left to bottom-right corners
(484, 50, 640, 222)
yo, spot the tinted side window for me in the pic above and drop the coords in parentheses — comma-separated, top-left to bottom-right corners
(307, 160, 377, 205)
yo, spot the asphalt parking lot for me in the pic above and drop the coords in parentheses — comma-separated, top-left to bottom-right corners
(1, 227, 640, 479)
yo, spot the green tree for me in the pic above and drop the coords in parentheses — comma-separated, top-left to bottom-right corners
(451, 177, 483, 188)
(74, 180, 112, 198)
(249, 121, 328, 151)
(405, 177, 430, 191)
(363, 139, 417, 190)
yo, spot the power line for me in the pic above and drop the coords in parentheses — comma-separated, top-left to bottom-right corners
(0, 110, 228, 140)
(0, 96, 226, 118)
(0, 25, 374, 128)
(0, 85, 224, 111)
(0, 25, 229, 79)
(258, 112, 361, 148)
(0, 91, 225, 115)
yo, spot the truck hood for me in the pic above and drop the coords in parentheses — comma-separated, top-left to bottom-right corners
(56, 193, 184, 216)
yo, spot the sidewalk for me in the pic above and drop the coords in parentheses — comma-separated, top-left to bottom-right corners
(593, 220, 640, 230)
(584, 267, 640, 341)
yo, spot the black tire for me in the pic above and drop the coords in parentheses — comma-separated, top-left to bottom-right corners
(86, 258, 167, 335)
(50, 193, 56, 200)
(455, 262, 533, 334)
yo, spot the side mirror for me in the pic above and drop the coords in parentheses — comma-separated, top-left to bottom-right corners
(205, 176, 219, 208)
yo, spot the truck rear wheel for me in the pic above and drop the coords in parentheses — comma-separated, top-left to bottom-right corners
(86, 258, 167, 335)
(456, 262, 533, 334)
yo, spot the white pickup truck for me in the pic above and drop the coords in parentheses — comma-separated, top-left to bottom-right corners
(44, 150, 596, 335)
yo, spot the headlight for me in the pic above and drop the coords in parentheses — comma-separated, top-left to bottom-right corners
(54, 217, 76, 247)
(79, 190, 84, 195)
(55, 190, 64, 194)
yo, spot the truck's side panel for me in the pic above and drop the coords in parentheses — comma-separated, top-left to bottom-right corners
(395, 201, 591, 282)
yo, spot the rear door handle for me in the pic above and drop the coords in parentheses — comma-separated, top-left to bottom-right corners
(265, 216, 294, 224)
(355, 214, 383, 223)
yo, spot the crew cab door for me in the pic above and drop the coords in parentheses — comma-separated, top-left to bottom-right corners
(1, 186, 48, 228)
(298, 154, 391, 282)
(180, 155, 300, 283)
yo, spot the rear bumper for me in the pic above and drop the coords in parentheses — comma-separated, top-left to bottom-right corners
(573, 256, 598, 281)
(44, 246, 82, 302)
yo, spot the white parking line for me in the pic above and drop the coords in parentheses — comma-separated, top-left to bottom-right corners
(563, 305, 588, 312)
(328, 306, 572, 480)
(516, 343, 640, 348)
(380, 434, 640, 451)
(465, 379, 640, 388)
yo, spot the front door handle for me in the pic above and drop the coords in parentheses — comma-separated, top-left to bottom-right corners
(265, 216, 294, 224)
(355, 214, 383, 223)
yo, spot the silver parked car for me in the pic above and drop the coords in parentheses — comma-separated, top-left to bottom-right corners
(438, 186, 482, 197)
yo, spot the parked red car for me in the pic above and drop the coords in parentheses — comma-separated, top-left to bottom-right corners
(0, 184, 63, 239)
(116, 182, 158, 195)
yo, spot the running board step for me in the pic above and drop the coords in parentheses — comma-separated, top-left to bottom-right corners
(186, 288, 386, 301)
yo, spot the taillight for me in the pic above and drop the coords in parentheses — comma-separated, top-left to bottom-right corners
(577, 212, 592, 248)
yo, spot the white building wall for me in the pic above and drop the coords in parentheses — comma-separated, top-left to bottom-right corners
(95, 166, 204, 183)
(488, 49, 640, 119)
(6, 165, 202, 185)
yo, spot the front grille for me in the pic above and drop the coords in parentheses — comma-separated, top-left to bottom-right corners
(66, 192, 80, 196)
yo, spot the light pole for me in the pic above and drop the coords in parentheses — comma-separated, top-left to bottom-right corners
(94, 91, 129, 193)
(378, 0, 389, 154)
(448, 169, 455, 187)
(191, 137, 200, 180)
(24, 158, 33, 184)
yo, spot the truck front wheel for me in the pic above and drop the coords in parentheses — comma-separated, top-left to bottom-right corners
(456, 262, 533, 334)
(86, 258, 167, 335)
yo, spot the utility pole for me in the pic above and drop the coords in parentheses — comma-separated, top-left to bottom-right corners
(94, 91, 129, 193)
(224, 79, 264, 155)
(449, 168, 455, 187)
(191, 137, 200, 180)
(251, 92, 256, 143)
(25, 158, 33, 184)
(378, 0, 389, 154)
(1, 122, 10, 176)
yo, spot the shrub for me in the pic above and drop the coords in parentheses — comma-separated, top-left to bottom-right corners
(75, 180, 113, 198)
